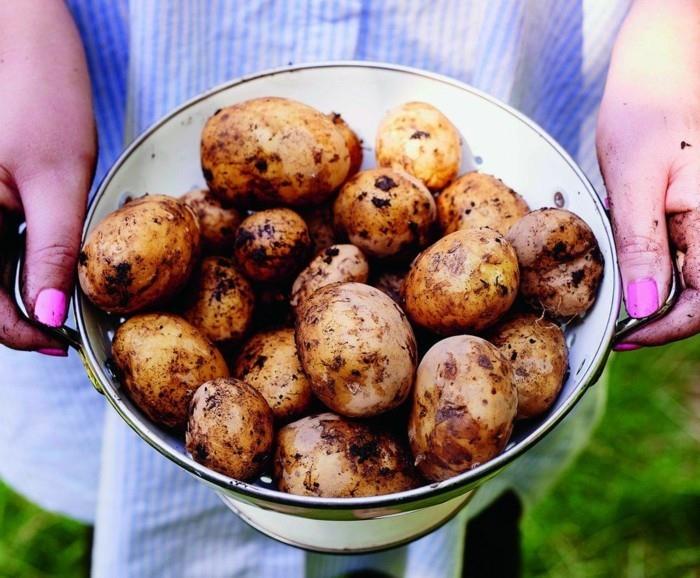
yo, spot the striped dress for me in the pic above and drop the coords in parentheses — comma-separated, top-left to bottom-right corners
(0, 1, 629, 576)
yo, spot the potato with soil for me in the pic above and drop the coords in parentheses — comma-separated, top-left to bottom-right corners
(186, 378, 274, 480)
(403, 228, 519, 334)
(370, 268, 407, 305)
(376, 101, 461, 190)
(290, 244, 369, 310)
(506, 208, 603, 318)
(333, 168, 436, 259)
(233, 328, 312, 421)
(234, 208, 311, 283)
(408, 335, 517, 481)
(300, 202, 337, 255)
(328, 112, 363, 176)
(112, 313, 229, 428)
(488, 313, 568, 419)
(437, 172, 529, 235)
(201, 97, 351, 207)
(274, 413, 421, 497)
(181, 188, 242, 254)
(296, 283, 417, 417)
(181, 256, 254, 346)
(79, 195, 200, 314)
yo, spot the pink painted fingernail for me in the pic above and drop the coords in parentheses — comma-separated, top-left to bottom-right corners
(626, 278, 659, 318)
(603, 196, 610, 209)
(37, 348, 68, 357)
(34, 288, 68, 327)
(613, 343, 640, 351)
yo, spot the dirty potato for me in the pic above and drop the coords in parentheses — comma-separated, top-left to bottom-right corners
(370, 267, 407, 305)
(299, 202, 337, 255)
(328, 112, 363, 176)
(78, 195, 200, 314)
(181, 188, 242, 254)
(408, 336, 517, 481)
(274, 413, 421, 497)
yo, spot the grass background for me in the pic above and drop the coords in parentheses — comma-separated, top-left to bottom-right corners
(0, 341, 698, 577)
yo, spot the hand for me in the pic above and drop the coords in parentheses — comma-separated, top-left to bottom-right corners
(0, 1, 95, 355)
(597, 0, 700, 348)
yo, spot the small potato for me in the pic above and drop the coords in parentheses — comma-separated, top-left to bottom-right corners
(506, 208, 603, 318)
(186, 378, 274, 480)
(201, 97, 351, 207)
(233, 328, 312, 421)
(79, 195, 200, 314)
(234, 208, 311, 282)
(328, 112, 363, 176)
(403, 228, 519, 334)
(408, 336, 517, 481)
(112, 313, 229, 428)
(488, 313, 568, 419)
(333, 168, 436, 259)
(370, 268, 407, 305)
(181, 256, 255, 346)
(296, 283, 417, 417)
(181, 188, 242, 254)
(376, 102, 461, 190)
(290, 244, 369, 310)
(274, 413, 421, 497)
(299, 202, 337, 255)
(437, 172, 529, 235)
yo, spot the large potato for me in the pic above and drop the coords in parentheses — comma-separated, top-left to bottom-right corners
(506, 208, 603, 318)
(186, 378, 274, 480)
(328, 112, 363, 176)
(437, 172, 529, 235)
(201, 97, 351, 207)
(232, 328, 312, 421)
(488, 313, 568, 419)
(408, 336, 517, 481)
(333, 168, 436, 259)
(181, 188, 242, 254)
(295, 283, 417, 417)
(79, 195, 200, 314)
(274, 413, 421, 497)
(376, 102, 461, 190)
(403, 228, 519, 334)
(112, 313, 229, 428)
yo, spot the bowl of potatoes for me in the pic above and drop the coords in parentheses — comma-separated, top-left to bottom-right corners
(27, 62, 634, 552)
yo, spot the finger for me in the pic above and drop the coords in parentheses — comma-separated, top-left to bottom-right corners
(0, 165, 22, 214)
(0, 289, 66, 353)
(666, 145, 700, 213)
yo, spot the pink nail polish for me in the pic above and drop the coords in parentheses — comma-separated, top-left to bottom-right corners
(626, 278, 659, 318)
(34, 288, 68, 327)
(603, 196, 610, 209)
(613, 343, 640, 351)
(37, 348, 68, 357)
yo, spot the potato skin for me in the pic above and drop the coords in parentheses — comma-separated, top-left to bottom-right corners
(376, 102, 461, 190)
(274, 413, 421, 497)
(186, 378, 274, 480)
(488, 313, 568, 419)
(112, 313, 229, 428)
(408, 336, 517, 481)
(290, 244, 369, 310)
(233, 328, 312, 421)
(181, 188, 242, 254)
(437, 172, 529, 236)
(506, 208, 603, 318)
(78, 195, 200, 314)
(295, 283, 417, 417)
(234, 208, 311, 282)
(201, 97, 351, 208)
(403, 228, 519, 334)
(328, 112, 363, 176)
(333, 168, 436, 259)
(181, 256, 255, 346)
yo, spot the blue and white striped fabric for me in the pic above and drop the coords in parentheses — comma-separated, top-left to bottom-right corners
(0, 1, 630, 576)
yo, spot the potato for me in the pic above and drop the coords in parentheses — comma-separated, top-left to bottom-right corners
(403, 228, 519, 334)
(78, 195, 200, 314)
(333, 168, 436, 259)
(181, 256, 254, 346)
(436, 172, 529, 235)
(274, 413, 421, 497)
(488, 313, 568, 419)
(376, 102, 460, 190)
(112, 313, 229, 428)
(328, 112, 363, 176)
(295, 283, 417, 417)
(506, 208, 603, 318)
(408, 336, 517, 481)
(299, 202, 337, 255)
(186, 378, 274, 480)
(290, 244, 369, 310)
(370, 268, 407, 305)
(201, 97, 351, 207)
(234, 208, 311, 282)
(232, 328, 312, 421)
(181, 188, 242, 254)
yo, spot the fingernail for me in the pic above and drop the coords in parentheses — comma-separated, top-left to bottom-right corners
(37, 348, 68, 357)
(626, 278, 659, 318)
(34, 288, 68, 327)
(613, 343, 640, 352)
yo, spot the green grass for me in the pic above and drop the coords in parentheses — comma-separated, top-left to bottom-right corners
(1, 340, 698, 577)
